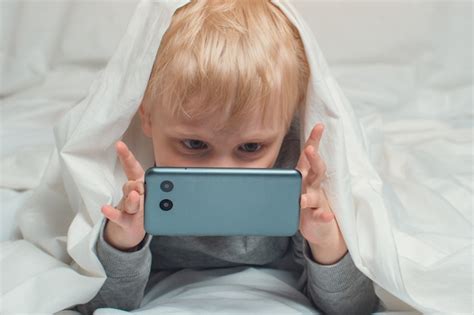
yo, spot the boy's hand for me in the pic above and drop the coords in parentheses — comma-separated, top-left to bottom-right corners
(296, 124, 348, 265)
(101, 141, 147, 251)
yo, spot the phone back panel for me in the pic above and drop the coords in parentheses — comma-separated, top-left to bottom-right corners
(144, 167, 301, 236)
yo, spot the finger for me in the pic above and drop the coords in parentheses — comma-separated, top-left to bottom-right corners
(123, 190, 141, 215)
(295, 149, 310, 178)
(313, 208, 335, 223)
(122, 180, 145, 197)
(101, 204, 127, 228)
(296, 124, 324, 178)
(303, 147, 318, 185)
(300, 192, 321, 209)
(303, 206, 334, 222)
(303, 123, 324, 156)
(304, 146, 327, 188)
(116, 141, 145, 181)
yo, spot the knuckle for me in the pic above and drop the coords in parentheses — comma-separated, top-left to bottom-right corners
(306, 170, 316, 181)
(125, 198, 133, 212)
(132, 181, 141, 192)
(126, 196, 135, 207)
(315, 192, 320, 204)
(315, 153, 322, 163)
(310, 192, 320, 207)
(123, 181, 132, 194)
(134, 180, 145, 194)
(300, 194, 307, 208)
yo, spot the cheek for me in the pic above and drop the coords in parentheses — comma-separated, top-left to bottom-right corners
(151, 135, 175, 166)
(267, 151, 281, 168)
(247, 146, 282, 169)
(267, 139, 286, 168)
(152, 138, 194, 167)
(153, 150, 185, 167)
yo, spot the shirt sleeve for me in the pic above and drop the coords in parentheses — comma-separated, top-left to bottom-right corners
(291, 230, 381, 315)
(68, 218, 153, 315)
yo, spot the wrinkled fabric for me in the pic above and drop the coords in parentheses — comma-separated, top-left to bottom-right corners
(0, 0, 470, 314)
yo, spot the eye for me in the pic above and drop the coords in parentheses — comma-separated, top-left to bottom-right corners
(239, 143, 262, 153)
(181, 139, 208, 150)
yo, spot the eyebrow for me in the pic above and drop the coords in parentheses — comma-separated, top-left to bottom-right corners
(169, 127, 280, 142)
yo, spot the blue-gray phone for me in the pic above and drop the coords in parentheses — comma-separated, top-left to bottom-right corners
(144, 167, 302, 236)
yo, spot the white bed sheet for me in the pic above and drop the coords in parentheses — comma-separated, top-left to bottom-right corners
(1, 1, 471, 314)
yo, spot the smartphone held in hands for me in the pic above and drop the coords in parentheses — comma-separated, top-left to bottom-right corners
(144, 167, 302, 236)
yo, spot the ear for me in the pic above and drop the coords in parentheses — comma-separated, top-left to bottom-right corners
(139, 102, 152, 138)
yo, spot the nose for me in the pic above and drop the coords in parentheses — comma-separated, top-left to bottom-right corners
(208, 156, 239, 168)
(204, 156, 264, 169)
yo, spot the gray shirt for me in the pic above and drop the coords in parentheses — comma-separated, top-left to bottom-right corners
(70, 117, 381, 314)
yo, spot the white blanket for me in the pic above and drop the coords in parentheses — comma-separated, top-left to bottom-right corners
(1, 1, 471, 314)
(100, 267, 317, 315)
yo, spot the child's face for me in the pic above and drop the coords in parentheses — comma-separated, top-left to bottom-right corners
(139, 104, 288, 168)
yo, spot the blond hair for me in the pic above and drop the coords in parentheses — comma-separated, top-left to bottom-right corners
(142, 0, 309, 132)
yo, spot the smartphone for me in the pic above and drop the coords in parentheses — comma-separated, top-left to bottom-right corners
(144, 167, 302, 236)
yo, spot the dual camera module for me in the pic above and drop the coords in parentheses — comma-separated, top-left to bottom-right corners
(159, 180, 174, 211)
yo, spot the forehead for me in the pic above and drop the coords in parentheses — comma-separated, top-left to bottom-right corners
(155, 106, 284, 138)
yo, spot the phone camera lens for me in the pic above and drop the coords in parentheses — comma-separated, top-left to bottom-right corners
(160, 180, 174, 192)
(159, 199, 173, 211)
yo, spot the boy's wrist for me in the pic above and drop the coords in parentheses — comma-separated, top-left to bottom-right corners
(307, 234, 348, 265)
(97, 218, 153, 278)
(104, 219, 147, 252)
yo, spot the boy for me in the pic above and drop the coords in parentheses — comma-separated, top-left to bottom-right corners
(73, 1, 380, 314)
